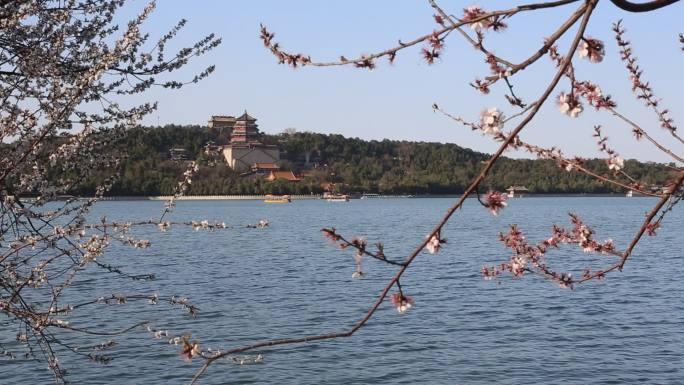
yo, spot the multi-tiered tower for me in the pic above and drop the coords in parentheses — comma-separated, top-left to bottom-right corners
(230, 112, 260, 143)
(221, 111, 280, 172)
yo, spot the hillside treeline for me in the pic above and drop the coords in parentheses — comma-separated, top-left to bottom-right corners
(68, 125, 674, 196)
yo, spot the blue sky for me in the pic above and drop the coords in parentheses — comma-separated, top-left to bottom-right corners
(123, 1, 682, 163)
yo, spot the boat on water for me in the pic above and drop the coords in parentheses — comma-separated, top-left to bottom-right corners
(264, 194, 292, 203)
(626, 190, 633, 197)
(360, 193, 379, 199)
(506, 185, 529, 198)
(325, 194, 350, 202)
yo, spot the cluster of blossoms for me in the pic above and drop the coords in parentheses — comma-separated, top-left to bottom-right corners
(479, 107, 504, 135)
(181, 337, 202, 362)
(148, 325, 202, 363)
(578, 37, 605, 63)
(179, 162, 199, 194)
(158, 221, 171, 232)
(352, 55, 377, 70)
(607, 155, 625, 171)
(390, 292, 414, 314)
(193, 220, 211, 231)
(122, 237, 151, 249)
(462, 6, 507, 32)
(560, 156, 585, 172)
(170, 296, 199, 317)
(322, 227, 403, 276)
(425, 231, 447, 254)
(557, 92, 583, 118)
(483, 214, 618, 287)
(550, 42, 613, 118)
(481, 265, 499, 281)
(229, 354, 265, 365)
(472, 78, 491, 94)
(574, 81, 616, 110)
(154, 330, 169, 339)
(260, 24, 312, 68)
(160, 162, 201, 220)
(351, 237, 367, 279)
(558, 215, 617, 254)
(97, 295, 129, 305)
(486, 54, 511, 79)
(422, 31, 444, 64)
(251, 219, 270, 229)
(593, 126, 625, 172)
(80, 235, 109, 263)
(484, 191, 508, 216)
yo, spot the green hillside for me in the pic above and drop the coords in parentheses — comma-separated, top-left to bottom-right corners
(70, 125, 674, 196)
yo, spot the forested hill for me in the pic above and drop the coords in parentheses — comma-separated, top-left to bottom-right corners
(78, 125, 673, 196)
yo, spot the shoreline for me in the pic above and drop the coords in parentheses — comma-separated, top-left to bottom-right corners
(9, 193, 655, 203)
(86, 193, 649, 201)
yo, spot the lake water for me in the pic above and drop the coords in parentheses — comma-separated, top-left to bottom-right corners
(1, 197, 683, 384)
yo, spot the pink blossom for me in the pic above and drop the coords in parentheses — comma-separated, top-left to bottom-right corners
(607, 156, 624, 171)
(180, 338, 201, 362)
(462, 5, 506, 31)
(480, 107, 504, 135)
(425, 231, 446, 254)
(390, 293, 414, 313)
(575, 81, 616, 110)
(481, 265, 500, 280)
(510, 256, 526, 277)
(486, 55, 510, 78)
(557, 92, 583, 117)
(433, 14, 445, 26)
(484, 191, 507, 216)
(352, 270, 365, 279)
(578, 38, 605, 63)
(463, 5, 489, 31)
(564, 162, 574, 172)
(558, 273, 573, 289)
(421, 47, 441, 64)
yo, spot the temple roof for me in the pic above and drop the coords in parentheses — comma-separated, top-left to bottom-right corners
(266, 170, 300, 182)
(236, 111, 257, 122)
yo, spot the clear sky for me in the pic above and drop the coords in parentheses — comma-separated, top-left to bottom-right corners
(122, 1, 682, 163)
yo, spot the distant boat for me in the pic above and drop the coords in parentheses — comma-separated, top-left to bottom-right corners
(264, 194, 292, 203)
(506, 185, 529, 198)
(325, 194, 350, 202)
(626, 190, 633, 198)
(360, 193, 379, 199)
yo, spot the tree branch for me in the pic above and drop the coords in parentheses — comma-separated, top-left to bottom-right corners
(609, 0, 680, 12)
(189, 3, 597, 383)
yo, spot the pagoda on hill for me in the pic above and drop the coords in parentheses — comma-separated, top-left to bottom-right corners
(230, 112, 260, 143)
(220, 111, 280, 172)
